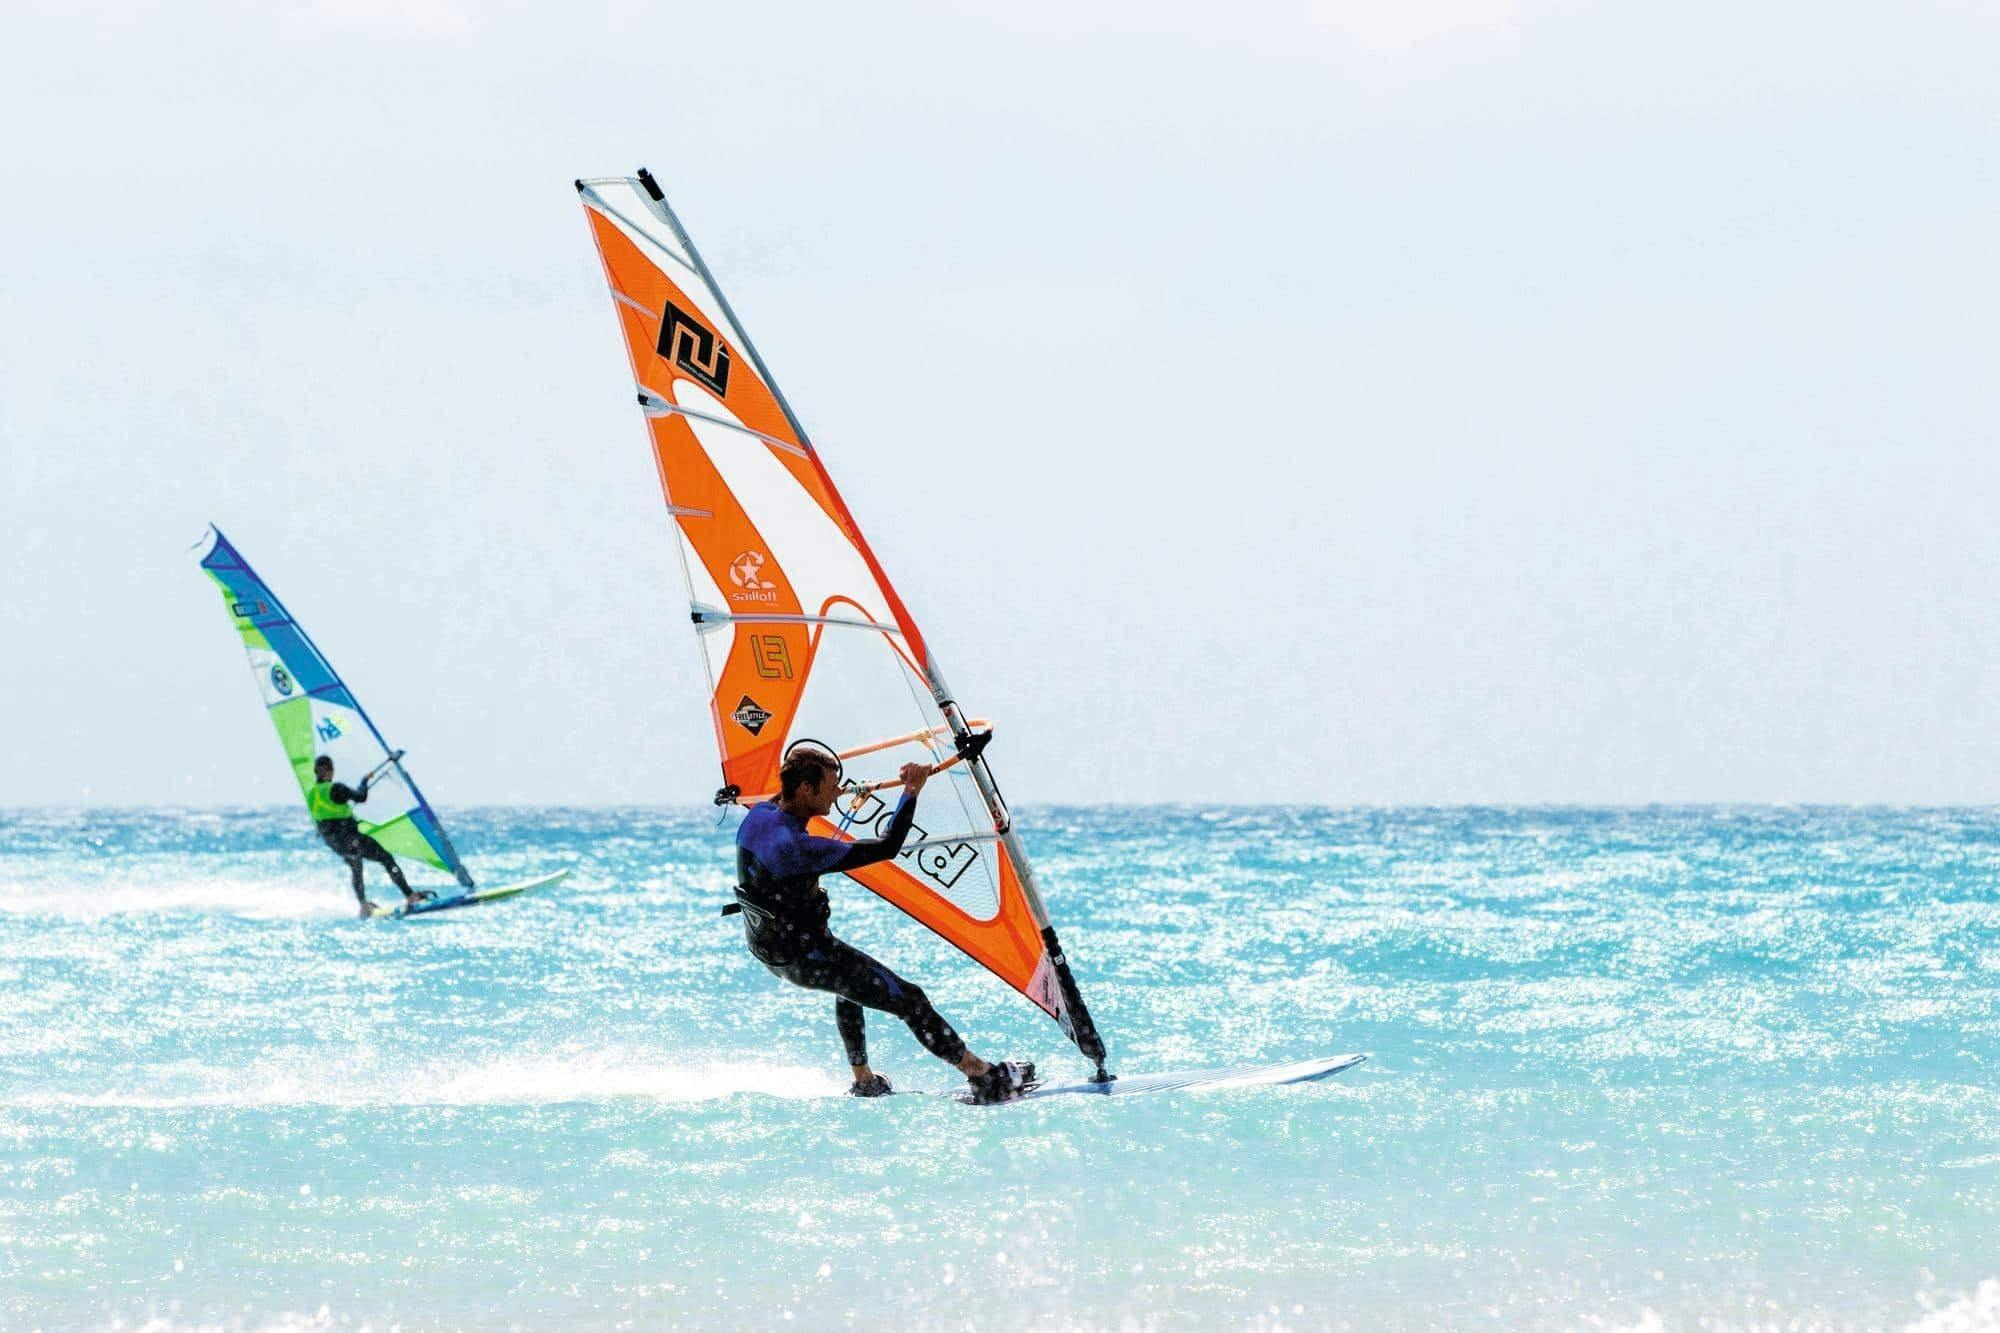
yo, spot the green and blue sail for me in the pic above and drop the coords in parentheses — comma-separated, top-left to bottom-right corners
(196, 526, 474, 888)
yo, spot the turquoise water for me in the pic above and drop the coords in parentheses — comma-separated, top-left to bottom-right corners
(2, 806, 1997, 1331)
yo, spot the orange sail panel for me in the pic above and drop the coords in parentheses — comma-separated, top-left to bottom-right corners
(576, 173, 1077, 1033)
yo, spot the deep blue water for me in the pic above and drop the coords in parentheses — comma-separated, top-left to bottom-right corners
(2, 806, 1998, 1330)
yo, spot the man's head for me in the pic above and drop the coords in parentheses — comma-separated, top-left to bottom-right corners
(778, 745, 841, 817)
(313, 755, 334, 781)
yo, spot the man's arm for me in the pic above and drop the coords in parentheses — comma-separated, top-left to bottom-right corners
(330, 780, 369, 805)
(825, 791, 919, 873)
(825, 764, 933, 873)
(770, 764, 932, 876)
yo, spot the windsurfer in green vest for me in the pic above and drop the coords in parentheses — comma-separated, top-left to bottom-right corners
(309, 755, 428, 916)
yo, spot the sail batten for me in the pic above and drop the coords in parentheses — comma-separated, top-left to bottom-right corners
(578, 170, 1110, 1069)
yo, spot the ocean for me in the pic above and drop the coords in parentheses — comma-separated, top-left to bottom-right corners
(2, 805, 1996, 1331)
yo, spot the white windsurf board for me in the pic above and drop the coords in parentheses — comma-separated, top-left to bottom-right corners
(373, 867, 571, 919)
(940, 1053, 1366, 1104)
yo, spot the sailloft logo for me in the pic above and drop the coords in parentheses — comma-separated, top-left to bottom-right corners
(316, 716, 343, 742)
(658, 298, 731, 396)
(727, 550, 778, 604)
(269, 665, 294, 697)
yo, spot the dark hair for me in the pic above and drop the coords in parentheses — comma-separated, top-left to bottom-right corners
(779, 746, 838, 800)
(313, 755, 333, 772)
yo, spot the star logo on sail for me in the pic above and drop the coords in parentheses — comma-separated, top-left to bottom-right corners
(727, 550, 779, 605)
(730, 695, 774, 736)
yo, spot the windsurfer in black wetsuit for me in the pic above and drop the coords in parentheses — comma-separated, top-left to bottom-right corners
(732, 745, 1035, 1102)
(309, 755, 428, 917)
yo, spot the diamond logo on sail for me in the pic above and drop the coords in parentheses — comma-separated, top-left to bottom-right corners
(731, 695, 774, 736)
(658, 298, 730, 396)
(727, 550, 779, 605)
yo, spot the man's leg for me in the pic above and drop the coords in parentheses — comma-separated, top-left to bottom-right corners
(323, 828, 371, 911)
(355, 834, 413, 897)
(834, 998, 870, 1082)
(781, 937, 980, 1072)
(774, 940, 1033, 1100)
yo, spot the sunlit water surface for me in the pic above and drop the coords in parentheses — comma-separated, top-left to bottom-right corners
(2, 806, 1998, 1330)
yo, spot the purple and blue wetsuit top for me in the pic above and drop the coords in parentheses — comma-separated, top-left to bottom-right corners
(733, 793, 919, 965)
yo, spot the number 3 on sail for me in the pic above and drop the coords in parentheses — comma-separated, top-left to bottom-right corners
(574, 169, 1114, 1082)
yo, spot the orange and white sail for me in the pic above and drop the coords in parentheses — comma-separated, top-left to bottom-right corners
(576, 170, 1108, 1074)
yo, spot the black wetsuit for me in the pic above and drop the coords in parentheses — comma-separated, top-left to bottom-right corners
(733, 793, 967, 1069)
(315, 781, 411, 906)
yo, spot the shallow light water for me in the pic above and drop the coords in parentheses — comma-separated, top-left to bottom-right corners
(2, 806, 1997, 1331)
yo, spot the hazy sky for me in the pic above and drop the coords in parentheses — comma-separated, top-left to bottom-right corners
(5, 0, 2000, 806)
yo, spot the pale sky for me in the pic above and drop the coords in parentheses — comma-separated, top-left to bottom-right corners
(4, 0, 1999, 806)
